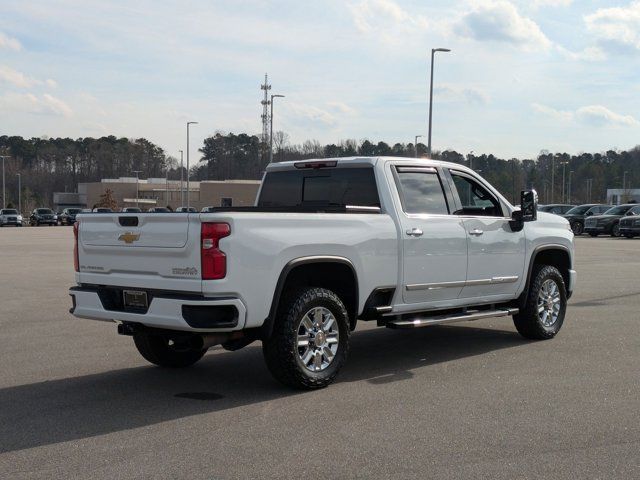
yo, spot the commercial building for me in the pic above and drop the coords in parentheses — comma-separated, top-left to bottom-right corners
(606, 188, 640, 205)
(75, 177, 261, 211)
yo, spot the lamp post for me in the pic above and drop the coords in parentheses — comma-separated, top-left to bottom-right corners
(414, 135, 423, 158)
(186, 121, 198, 208)
(568, 170, 573, 204)
(179, 150, 184, 208)
(427, 48, 451, 156)
(270, 94, 285, 163)
(132, 170, 142, 208)
(623, 170, 629, 203)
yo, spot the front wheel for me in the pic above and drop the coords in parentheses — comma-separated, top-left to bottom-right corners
(133, 333, 207, 367)
(263, 287, 350, 390)
(514, 265, 567, 340)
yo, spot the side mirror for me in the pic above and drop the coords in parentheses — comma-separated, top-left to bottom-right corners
(520, 190, 538, 222)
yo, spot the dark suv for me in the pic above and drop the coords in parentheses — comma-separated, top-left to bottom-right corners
(562, 204, 611, 235)
(30, 208, 58, 226)
(538, 204, 575, 215)
(58, 208, 82, 225)
(618, 205, 640, 238)
(584, 204, 637, 237)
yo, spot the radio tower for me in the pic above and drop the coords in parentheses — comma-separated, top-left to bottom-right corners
(260, 74, 271, 154)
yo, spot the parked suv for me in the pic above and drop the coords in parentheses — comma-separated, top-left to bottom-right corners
(562, 204, 610, 235)
(121, 207, 142, 213)
(618, 205, 640, 238)
(58, 208, 82, 226)
(0, 208, 23, 227)
(538, 204, 575, 215)
(584, 204, 637, 237)
(30, 208, 57, 226)
(176, 207, 197, 213)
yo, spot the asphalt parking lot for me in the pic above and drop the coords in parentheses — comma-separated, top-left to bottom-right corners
(0, 227, 638, 479)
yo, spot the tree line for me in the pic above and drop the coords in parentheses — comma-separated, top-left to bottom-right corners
(1, 133, 639, 211)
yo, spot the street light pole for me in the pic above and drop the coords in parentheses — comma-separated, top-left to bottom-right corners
(0, 155, 9, 209)
(186, 121, 198, 208)
(568, 170, 573, 204)
(132, 170, 142, 208)
(551, 156, 555, 204)
(427, 48, 451, 156)
(270, 94, 285, 163)
(561, 162, 567, 203)
(623, 170, 628, 203)
(179, 150, 184, 208)
(414, 135, 423, 158)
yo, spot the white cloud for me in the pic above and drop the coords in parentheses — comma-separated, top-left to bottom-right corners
(0, 31, 21, 51)
(0, 92, 73, 117)
(532, 0, 572, 7)
(45, 79, 58, 88)
(532, 103, 638, 127)
(557, 45, 606, 61)
(286, 103, 337, 127)
(531, 103, 573, 121)
(348, 0, 428, 43)
(576, 105, 639, 127)
(327, 101, 357, 116)
(435, 84, 489, 105)
(585, 1, 640, 53)
(455, 1, 552, 50)
(0, 65, 38, 88)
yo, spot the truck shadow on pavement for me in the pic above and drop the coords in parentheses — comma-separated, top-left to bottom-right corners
(0, 324, 526, 454)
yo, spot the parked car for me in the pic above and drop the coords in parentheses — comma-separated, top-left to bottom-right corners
(561, 204, 611, 235)
(618, 205, 640, 238)
(92, 208, 113, 213)
(70, 156, 575, 390)
(175, 207, 197, 213)
(58, 208, 82, 226)
(538, 204, 575, 215)
(30, 208, 57, 226)
(0, 208, 23, 227)
(584, 204, 638, 237)
(200, 206, 215, 212)
(121, 207, 142, 213)
(147, 207, 171, 213)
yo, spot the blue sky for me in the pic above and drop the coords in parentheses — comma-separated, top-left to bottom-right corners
(1, 0, 639, 160)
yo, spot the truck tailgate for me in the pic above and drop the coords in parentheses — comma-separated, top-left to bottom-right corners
(76, 213, 202, 292)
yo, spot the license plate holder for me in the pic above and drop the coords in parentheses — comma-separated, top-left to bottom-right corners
(123, 290, 148, 310)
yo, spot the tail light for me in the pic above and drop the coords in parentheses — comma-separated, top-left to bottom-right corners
(201, 222, 230, 280)
(73, 222, 79, 272)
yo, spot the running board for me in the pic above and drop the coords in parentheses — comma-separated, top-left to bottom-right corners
(386, 308, 519, 329)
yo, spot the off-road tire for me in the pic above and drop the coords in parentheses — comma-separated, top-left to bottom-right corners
(514, 265, 567, 340)
(133, 333, 206, 368)
(263, 287, 350, 390)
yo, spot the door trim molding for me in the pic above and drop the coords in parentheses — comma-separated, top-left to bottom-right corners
(406, 276, 518, 291)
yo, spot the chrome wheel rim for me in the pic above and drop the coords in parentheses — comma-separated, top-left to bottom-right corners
(537, 279, 561, 327)
(296, 307, 339, 372)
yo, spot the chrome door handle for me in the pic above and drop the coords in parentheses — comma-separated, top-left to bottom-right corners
(406, 228, 423, 237)
(469, 229, 484, 236)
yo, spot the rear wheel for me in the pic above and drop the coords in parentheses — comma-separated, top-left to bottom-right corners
(514, 265, 567, 340)
(570, 221, 583, 235)
(133, 332, 207, 368)
(263, 287, 350, 390)
(611, 223, 621, 237)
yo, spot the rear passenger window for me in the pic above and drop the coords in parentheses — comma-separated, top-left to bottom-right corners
(395, 168, 449, 215)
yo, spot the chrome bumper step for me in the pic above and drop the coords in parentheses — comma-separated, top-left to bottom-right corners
(386, 308, 519, 329)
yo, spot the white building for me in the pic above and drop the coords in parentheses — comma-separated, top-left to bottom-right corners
(606, 188, 640, 205)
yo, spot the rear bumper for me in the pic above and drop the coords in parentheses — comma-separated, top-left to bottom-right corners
(69, 286, 247, 332)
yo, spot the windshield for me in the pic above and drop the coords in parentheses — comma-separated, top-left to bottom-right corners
(68, 208, 81, 214)
(37, 208, 53, 214)
(2, 209, 18, 214)
(603, 205, 633, 215)
(565, 205, 591, 215)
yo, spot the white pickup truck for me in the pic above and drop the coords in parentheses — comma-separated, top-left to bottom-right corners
(70, 157, 576, 389)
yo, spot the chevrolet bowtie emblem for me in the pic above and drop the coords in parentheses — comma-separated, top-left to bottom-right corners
(118, 232, 140, 244)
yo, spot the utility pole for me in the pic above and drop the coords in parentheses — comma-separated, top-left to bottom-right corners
(0, 155, 9, 209)
(414, 135, 423, 158)
(561, 162, 567, 203)
(568, 170, 573, 204)
(427, 48, 451, 156)
(261, 74, 271, 162)
(269, 94, 285, 163)
(17, 173, 21, 214)
(186, 121, 198, 208)
(179, 150, 184, 207)
(165, 170, 169, 207)
(586, 178, 593, 203)
(132, 170, 142, 208)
